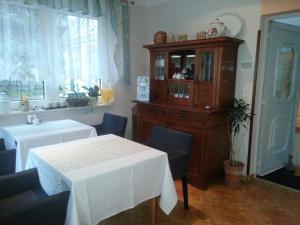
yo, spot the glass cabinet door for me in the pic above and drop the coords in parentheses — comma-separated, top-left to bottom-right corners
(169, 50, 195, 80)
(198, 50, 215, 82)
(154, 53, 166, 80)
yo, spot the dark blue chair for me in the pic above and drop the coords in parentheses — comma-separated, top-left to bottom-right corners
(0, 168, 70, 225)
(0, 138, 16, 176)
(146, 126, 193, 209)
(94, 113, 128, 137)
(0, 138, 5, 150)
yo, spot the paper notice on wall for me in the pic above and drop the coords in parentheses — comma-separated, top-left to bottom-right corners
(240, 61, 253, 71)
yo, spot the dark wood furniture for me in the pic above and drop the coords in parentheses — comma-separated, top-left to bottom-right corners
(132, 37, 243, 189)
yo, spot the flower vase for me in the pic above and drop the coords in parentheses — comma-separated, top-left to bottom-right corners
(101, 89, 114, 105)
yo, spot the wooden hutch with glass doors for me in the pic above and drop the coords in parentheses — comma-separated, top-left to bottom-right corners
(132, 37, 244, 189)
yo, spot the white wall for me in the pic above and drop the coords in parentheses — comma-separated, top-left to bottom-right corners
(131, 0, 261, 173)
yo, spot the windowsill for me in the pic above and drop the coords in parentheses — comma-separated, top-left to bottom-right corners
(0, 103, 112, 117)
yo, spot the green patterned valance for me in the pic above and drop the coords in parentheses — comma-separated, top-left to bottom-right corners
(105, 0, 130, 85)
(23, 0, 102, 17)
(122, 4, 130, 85)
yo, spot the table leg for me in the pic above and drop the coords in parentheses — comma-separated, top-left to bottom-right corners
(151, 197, 157, 225)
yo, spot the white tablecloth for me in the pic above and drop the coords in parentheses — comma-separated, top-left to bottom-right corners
(2, 119, 97, 171)
(26, 134, 178, 225)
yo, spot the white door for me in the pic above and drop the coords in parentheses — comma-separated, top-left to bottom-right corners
(257, 21, 300, 176)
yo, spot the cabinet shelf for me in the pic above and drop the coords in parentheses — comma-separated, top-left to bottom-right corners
(167, 79, 194, 82)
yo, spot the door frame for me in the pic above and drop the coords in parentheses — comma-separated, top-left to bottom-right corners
(251, 11, 300, 176)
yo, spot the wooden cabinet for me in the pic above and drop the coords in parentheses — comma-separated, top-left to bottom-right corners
(147, 37, 243, 108)
(132, 37, 243, 189)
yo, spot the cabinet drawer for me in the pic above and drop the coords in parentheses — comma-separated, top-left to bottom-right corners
(139, 105, 167, 120)
(168, 110, 205, 127)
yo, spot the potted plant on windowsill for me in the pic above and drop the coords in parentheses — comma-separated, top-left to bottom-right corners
(82, 85, 100, 106)
(66, 90, 90, 107)
(224, 98, 251, 189)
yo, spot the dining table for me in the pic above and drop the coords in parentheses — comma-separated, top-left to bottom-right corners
(26, 134, 178, 225)
(1, 119, 97, 171)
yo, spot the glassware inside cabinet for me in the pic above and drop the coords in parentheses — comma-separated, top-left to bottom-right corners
(199, 51, 215, 82)
(168, 82, 191, 99)
(154, 53, 165, 80)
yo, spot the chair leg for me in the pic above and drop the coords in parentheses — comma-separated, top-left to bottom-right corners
(182, 176, 189, 210)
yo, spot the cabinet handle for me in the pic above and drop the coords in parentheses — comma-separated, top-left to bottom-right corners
(150, 110, 155, 115)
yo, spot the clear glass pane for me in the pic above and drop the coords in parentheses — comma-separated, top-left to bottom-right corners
(199, 51, 214, 82)
(0, 80, 44, 100)
(57, 14, 100, 92)
(275, 46, 294, 98)
(170, 50, 195, 80)
(168, 82, 191, 99)
(155, 54, 165, 80)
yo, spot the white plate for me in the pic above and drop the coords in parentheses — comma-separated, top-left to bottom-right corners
(217, 13, 243, 37)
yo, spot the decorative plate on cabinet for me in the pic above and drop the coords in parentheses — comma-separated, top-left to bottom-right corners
(216, 13, 243, 37)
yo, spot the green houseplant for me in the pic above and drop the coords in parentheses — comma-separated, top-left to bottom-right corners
(82, 85, 100, 106)
(82, 85, 100, 97)
(224, 98, 251, 189)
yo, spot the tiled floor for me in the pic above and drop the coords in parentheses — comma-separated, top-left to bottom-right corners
(99, 179, 300, 225)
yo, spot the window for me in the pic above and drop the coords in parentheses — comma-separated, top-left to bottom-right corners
(0, 3, 44, 100)
(0, 2, 101, 100)
(275, 46, 295, 98)
(55, 14, 101, 97)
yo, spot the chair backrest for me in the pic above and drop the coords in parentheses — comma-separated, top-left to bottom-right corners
(0, 137, 16, 176)
(149, 126, 193, 155)
(0, 139, 5, 151)
(0, 168, 70, 225)
(0, 130, 17, 151)
(0, 150, 16, 176)
(101, 113, 128, 137)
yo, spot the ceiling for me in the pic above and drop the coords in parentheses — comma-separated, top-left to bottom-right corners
(134, 0, 176, 7)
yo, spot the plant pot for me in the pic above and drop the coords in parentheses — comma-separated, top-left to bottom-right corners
(224, 160, 244, 189)
(66, 96, 89, 107)
(89, 96, 98, 106)
(294, 165, 300, 176)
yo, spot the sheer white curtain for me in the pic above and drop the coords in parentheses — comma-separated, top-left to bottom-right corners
(46, 11, 102, 96)
(48, 0, 120, 91)
(0, 0, 124, 101)
(41, 2, 118, 97)
(0, 2, 41, 82)
(98, 16, 118, 87)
